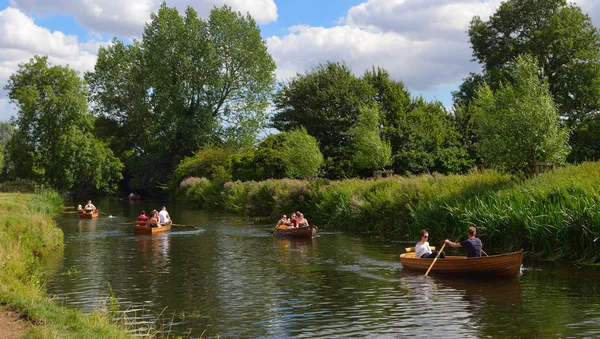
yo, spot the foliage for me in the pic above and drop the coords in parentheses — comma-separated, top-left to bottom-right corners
(392, 99, 471, 175)
(4, 56, 123, 193)
(174, 146, 234, 185)
(471, 55, 570, 173)
(349, 106, 391, 174)
(272, 61, 375, 178)
(466, 0, 600, 161)
(283, 127, 323, 178)
(86, 3, 275, 191)
(230, 129, 323, 181)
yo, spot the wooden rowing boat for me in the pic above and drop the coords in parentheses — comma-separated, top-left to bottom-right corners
(273, 225, 317, 238)
(78, 210, 98, 219)
(133, 221, 171, 235)
(399, 250, 523, 278)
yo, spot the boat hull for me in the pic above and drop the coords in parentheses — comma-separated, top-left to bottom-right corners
(273, 225, 317, 238)
(400, 250, 523, 278)
(78, 211, 98, 219)
(133, 222, 171, 235)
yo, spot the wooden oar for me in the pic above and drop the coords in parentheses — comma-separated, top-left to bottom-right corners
(482, 250, 489, 257)
(120, 221, 136, 225)
(171, 223, 196, 228)
(60, 211, 79, 214)
(424, 243, 446, 277)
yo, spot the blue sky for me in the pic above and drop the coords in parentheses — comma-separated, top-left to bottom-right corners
(1, 0, 599, 121)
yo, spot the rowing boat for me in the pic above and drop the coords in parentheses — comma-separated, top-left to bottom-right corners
(399, 250, 523, 278)
(273, 225, 317, 238)
(133, 221, 171, 235)
(78, 210, 98, 219)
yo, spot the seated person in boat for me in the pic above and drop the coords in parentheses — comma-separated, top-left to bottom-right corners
(296, 213, 309, 227)
(129, 192, 136, 199)
(137, 210, 149, 222)
(77, 204, 83, 214)
(158, 206, 172, 225)
(415, 229, 445, 259)
(289, 213, 298, 227)
(444, 226, 482, 258)
(84, 200, 96, 213)
(148, 210, 160, 227)
(277, 214, 290, 228)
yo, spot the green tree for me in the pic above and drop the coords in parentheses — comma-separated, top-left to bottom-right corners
(4, 56, 123, 192)
(472, 55, 570, 173)
(349, 106, 391, 175)
(466, 0, 600, 161)
(86, 3, 275, 191)
(173, 146, 234, 184)
(393, 99, 470, 175)
(272, 62, 375, 178)
(0, 122, 15, 174)
(285, 127, 323, 178)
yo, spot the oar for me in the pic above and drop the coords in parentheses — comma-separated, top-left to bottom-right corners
(171, 223, 196, 228)
(60, 211, 79, 214)
(98, 211, 114, 217)
(482, 250, 489, 256)
(120, 221, 136, 225)
(424, 243, 446, 277)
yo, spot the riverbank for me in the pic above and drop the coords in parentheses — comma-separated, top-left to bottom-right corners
(0, 192, 132, 338)
(179, 161, 600, 263)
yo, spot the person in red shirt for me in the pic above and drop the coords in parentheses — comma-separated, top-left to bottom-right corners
(137, 210, 149, 222)
(290, 213, 298, 227)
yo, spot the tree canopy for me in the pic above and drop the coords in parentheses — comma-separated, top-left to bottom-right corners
(4, 56, 123, 192)
(472, 55, 570, 173)
(86, 3, 275, 191)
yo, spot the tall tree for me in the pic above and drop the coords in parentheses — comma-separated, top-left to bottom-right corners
(349, 106, 391, 175)
(86, 3, 275, 191)
(272, 62, 375, 178)
(4, 56, 123, 192)
(466, 0, 600, 160)
(472, 55, 570, 173)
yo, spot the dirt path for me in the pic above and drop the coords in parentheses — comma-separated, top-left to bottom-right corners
(0, 307, 29, 339)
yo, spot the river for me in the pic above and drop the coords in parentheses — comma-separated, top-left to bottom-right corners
(43, 198, 600, 338)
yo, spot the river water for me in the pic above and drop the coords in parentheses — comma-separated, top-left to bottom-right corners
(43, 198, 600, 338)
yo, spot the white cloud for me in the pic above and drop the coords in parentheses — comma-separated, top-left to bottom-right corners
(267, 0, 507, 93)
(268, 24, 477, 92)
(0, 7, 104, 121)
(10, 0, 278, 38)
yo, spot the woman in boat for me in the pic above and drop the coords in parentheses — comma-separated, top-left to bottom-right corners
(445, 226, 482, 257)
(296, 213, 309, 227)
(77, 204, 83, 214)
(137, 210, 149, 222)
(289, 213, 298, 227)
(148, 210, 160, 228)
(277, 214, 290, 228)
(416, 229, 445, 259)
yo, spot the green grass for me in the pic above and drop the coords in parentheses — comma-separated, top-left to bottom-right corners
(179, 161, 600, 263)
(0, 192, 138, 338)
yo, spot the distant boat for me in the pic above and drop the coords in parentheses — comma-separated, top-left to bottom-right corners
(273, 225, 317, 238)
(133, 221, 171, 235)
(399, 250, 523, 278)
(78, 210, 98, 219)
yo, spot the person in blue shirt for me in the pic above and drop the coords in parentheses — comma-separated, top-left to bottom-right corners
(444, 226, 483, 257)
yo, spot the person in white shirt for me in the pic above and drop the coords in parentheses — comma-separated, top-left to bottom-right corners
(158, 206, 171, 225)
(415, 229, 445, 259)
(84, 200, 96, 213)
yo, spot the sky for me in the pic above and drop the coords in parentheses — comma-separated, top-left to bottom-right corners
(1, 0, 600, 122)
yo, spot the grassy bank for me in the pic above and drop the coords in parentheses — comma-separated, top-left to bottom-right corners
(179, 161, 600, 263)
(0, 192, 132, 338)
